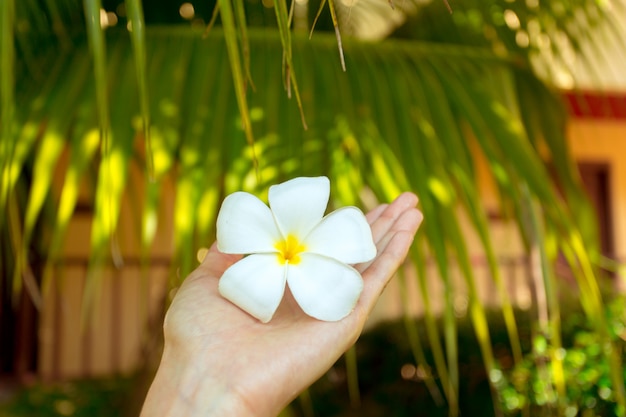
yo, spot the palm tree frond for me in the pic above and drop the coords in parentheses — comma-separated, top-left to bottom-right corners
(3, 0, 625, 410)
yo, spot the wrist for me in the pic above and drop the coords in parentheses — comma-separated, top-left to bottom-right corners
(140, 344, 251, 417)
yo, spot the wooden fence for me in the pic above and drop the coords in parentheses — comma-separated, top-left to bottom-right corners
(36, 254, 540, 380)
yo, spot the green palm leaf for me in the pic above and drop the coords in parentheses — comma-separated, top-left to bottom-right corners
(2, 0, 624, 413)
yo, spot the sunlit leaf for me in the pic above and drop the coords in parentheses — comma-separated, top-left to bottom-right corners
(125, 0, 153, 179)
(6, 0, 625, 409)
(0, 0, 16, 220)
(82, 0, 110, 151)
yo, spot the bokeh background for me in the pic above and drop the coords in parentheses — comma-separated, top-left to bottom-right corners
(2, 0, 626, 415)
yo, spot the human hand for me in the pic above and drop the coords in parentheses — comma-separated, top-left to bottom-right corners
(140, 192, 423, 417)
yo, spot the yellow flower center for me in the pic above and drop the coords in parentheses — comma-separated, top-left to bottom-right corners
(275, 234, 306, 265)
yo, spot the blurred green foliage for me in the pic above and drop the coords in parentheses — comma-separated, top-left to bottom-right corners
(498, 296, 626, 417)
(4, 2, 623, 413)
(0, 376, 137, 417)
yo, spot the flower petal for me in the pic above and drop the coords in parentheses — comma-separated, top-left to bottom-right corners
(216, 192, 282, 254)
(304, 207, 377, 264)
(218, 254, 287, 323)
(268, 176, 330, 238)
(287, 254, 364, 321)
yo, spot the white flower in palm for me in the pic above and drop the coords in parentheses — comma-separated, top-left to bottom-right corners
(216, 176, 377, 322)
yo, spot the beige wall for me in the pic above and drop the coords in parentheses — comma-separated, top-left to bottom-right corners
(568, 118, 626, 263)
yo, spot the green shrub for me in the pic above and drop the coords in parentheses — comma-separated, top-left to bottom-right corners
(0, 376, 137, 417)
(499, 297, 626, 417)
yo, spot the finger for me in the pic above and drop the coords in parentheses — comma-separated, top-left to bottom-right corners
(354, 229, 416, 318)
(192, 242, 243, 281)
(355, 205, 422, 315)
(365, 203, 388, 225)
(375, 207, 423, 257)
(357, 203, 423, 273)
(356, 213, 421, 274)
(369, 192, 419, 245)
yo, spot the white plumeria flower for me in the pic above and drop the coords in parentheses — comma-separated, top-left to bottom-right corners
(216, 176, 377, 323)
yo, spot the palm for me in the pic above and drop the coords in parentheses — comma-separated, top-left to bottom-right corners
(162, 192, 422, 416)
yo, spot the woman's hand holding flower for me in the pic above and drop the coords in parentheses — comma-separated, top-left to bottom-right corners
(140, 183, 423, 417)
(217, 177, 377, 322)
